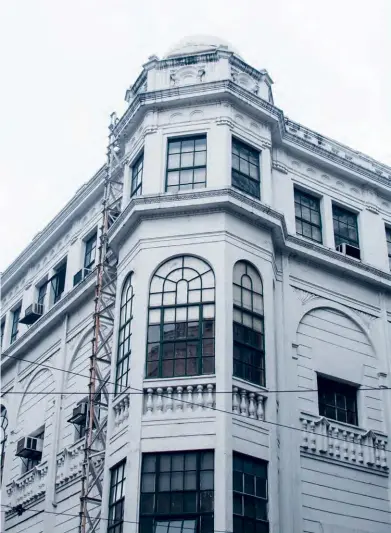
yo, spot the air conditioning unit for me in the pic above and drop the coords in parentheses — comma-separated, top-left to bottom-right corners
(336, 242, 361, 260)
(19, 303, 44, 325)
(67, 399, 88, 426)
(16, 436, 43, 459)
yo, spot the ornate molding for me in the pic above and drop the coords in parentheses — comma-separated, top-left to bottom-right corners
(272, 160, 289, 174)
(293, 287, 320, 305)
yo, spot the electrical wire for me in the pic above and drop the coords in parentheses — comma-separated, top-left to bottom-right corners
(2, 352, 390, 395)
(0, 503, 235, 533)
(1, 353, 390, 454)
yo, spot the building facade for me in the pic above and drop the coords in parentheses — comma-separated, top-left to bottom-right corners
(1, 35, 391, 533)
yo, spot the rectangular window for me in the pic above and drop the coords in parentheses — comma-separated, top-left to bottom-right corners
(51, 261, 67, 304)
(140, 450, 214, 533)
(166, 135, 207, 192)
(294, 189, 322, 243)
(37, 282, 47, 311)
(233, 452, 268, 533)
(108, 460, 126, 533)
(332, 205, 359, 248)
(10, 306, 21, 344)
(84, 233, 97, 271)
(232, 138, 260, 199)
(318, 375, 358, 426)
(386, 227, 391, 270)
(131, 152, 144, 197)
(1, 319, 5, 348)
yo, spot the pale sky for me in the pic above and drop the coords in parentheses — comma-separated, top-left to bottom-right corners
(1, 0, 390, 272)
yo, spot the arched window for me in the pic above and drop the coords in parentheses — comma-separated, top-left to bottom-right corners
(1, 405, 8, 484)
(233, 261, 265, 386)
(147, 256, 215, 378)
(115, 274, 134, 393)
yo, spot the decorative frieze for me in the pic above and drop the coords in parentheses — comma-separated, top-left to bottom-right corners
(6, 460, 48, 510)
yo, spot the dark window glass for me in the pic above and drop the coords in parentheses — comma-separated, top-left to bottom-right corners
(115, 274, 134, 394)
(318, 376, 358, 426)
(294, 189, 322, 243)
(146, 256, 215, 379)
(84, 233, 97, 271)
(140, 451, 214, 533)
(1, 405, 8, 484)
(386, 228, 391, 271)
(233, 453, 268, 533)
(131, 152, 144, 197)
(332, 205, 359, 248)
(233, 262, 265, 387)
(10, 306, 21, 344)
(166, 136, 207, 192)
(51, 262, 67, 304)
(0, 320, 5, 349)
(108, 460, 126, 533)
(232, 138, 260, 199)
(37, 283, 47, 310)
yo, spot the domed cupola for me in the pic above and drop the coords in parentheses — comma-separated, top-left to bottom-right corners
(164, 35, 243, 60)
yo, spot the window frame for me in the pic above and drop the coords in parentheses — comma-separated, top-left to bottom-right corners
(146, 256, 215, 380)
(108, 459, 126, 533)
(294, 188, 323, 243)
(233, 452, 269, 533)
(385, 226, 391, 271)
(165, 134, 207, 193)
(139, 450, 214, 533)
(84, 232, 97, 271)
(115, 274, 134, 394)
(233, 261, 265, 387)
(50, 260, 67, 304)
(0, 319, 5, 349)
(231, 137, 261, 200)
(37, 280, 48, 311)
(332, 204, 359, 249)
(131, 151, 144, 197)
(10, 305, 21, 344)
(1, 405, 8, 484)
(317, 375, 358, 426)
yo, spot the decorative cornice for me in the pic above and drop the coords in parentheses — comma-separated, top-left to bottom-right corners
(272, 160, 289, 174)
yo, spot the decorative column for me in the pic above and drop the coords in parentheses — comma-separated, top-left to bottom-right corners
(260, 142, 272, 206)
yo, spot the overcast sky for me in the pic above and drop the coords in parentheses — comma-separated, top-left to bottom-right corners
(1, 0, 390, 272)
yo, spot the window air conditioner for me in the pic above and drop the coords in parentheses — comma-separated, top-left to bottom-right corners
(16, 436, 43, 459)
(336, 242, 361, 260)
(67, 398, 88, 426)
(19, 303, 44, 325)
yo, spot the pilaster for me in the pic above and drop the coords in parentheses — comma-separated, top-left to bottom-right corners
(321, 194, 335, 248)
(260, 144, 272, 206)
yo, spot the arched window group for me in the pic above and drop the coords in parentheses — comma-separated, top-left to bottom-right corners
(115, 274, 134, 393)
(146, 256, 215, 378)
(233, 261, 265, 386)
(115, 256, 265, 389)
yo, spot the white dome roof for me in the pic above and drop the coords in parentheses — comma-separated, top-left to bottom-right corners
(165, 35, 243, 59)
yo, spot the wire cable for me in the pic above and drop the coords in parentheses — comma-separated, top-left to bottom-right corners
(1, 503, 235, 533)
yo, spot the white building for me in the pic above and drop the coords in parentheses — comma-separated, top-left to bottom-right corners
(1, 35, 391, 533)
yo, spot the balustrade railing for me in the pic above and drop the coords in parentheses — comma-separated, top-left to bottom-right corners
(6, 460, 48, 509)
(300, 413, 388, 471)
(143, 383, 215, 416)
(113, 393, 130, 429)
(232, 386, 266, 420)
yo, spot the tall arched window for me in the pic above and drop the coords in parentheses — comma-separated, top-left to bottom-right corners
(233, 261, 265, 386)
(1, 405, 8, 484)
(115, 274, 134, 393)
(147, 256, 215, 378)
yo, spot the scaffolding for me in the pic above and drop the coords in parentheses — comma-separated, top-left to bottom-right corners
(79, 112, 123, 533)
